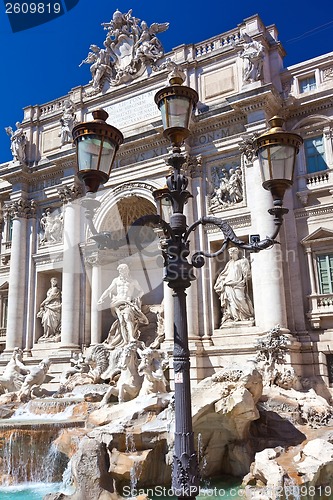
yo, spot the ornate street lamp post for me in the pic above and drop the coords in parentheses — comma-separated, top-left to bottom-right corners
(73, 72, 302, 499)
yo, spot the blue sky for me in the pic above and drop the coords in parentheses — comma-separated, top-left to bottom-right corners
(1, 0, 333, 162)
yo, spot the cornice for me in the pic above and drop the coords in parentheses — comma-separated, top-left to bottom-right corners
(205, 213, 251, 233)
(286, 98, 333, 120)
(33, 249, 63, 266)
(194, 110, 246, 135)
(295, 204, 333, 219)
(227, 85, 283, 116)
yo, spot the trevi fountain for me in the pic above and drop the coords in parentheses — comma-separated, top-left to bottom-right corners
(1, 6, 333, 500)
(0, 303, 332, 499)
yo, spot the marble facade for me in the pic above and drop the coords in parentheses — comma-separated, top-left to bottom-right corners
(1, 13, 333, 392)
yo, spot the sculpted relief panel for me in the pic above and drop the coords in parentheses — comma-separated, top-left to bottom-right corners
(209, 164, 244, 211)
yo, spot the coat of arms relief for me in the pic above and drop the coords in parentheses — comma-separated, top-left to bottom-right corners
(80, 9, 169, 94)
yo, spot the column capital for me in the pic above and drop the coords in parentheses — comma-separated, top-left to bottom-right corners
(238, 133, 258, 165)
(58, 184, 83, 204)
(82, 247, 109, 267)
(4, 198, 37, 219)
(182, 154, 202, 178)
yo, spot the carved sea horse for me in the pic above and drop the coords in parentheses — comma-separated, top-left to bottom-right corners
(99, 341, 144, 405)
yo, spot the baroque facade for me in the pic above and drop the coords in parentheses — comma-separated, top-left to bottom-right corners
(1, 12, 333, 390)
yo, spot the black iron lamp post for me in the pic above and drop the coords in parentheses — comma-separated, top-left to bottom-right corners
(72, 73, 302, 499)
(72, 109, 124, 236)
(72, 109, 124, 195)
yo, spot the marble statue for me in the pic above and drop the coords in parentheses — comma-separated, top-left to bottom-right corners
(235, 33, 264, 84)
(60, 352, 90, 384)
(210, 166, 243, 209)
(98, 264, 149, 348)
(137, 347, 169, 396)
(5, 122, 27, 163)
(59, 100, 77, 145)
(80, 9, 169, 90)
(99, 341, 144, 405)
(18, 358, 51, 401)
(132, 20, 169, 66)
(214, 247, 254, 326)
(0, 347, 29, 393)
(39, 207, 63, 245)
(80, 43, 112, 92)
(37, 277, 62, 342)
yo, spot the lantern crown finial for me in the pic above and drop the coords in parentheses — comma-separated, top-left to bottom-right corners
(268, 115, 285, 130)
(92, 109, 109, 122)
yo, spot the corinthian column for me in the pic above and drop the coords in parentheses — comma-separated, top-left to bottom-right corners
(248, 156, 288, 330)
(58, 185, 82, 349)
(88, 253, 102, 345)
(183, 154, 202, 341)
(4, 198, 36, 352)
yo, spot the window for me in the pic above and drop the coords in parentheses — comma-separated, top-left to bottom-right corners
(304, 136, 327, 173)
(0, 284, 8, 339)
(326, 354, 333, 384)
(317, 253, 333, 294)
(0, 295, 7, 329)
(299, 75, 316, 93)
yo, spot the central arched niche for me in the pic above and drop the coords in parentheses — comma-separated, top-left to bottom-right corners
(98, 195, 163, 345)
(100, 195, 157, 241)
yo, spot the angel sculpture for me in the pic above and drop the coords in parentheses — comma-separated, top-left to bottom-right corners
(134, 20, 169, 65)
(80, 43, 111, 91)
(5, 122, 27, 163)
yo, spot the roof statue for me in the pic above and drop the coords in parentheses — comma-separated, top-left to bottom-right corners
(80, 9, 169, 93)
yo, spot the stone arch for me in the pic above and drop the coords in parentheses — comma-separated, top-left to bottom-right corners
(94, 182, 158, 235)
(292, 114, 332, 130)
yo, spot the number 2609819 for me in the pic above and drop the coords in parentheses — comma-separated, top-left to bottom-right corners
(5, 3, 61, 14)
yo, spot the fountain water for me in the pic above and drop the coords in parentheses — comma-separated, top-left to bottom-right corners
(0, 427, 68, 485)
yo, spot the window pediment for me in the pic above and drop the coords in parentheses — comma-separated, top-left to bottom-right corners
(302, 227, 333, 246)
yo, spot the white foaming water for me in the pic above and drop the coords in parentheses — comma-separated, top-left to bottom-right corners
(10, 402, 75, 422)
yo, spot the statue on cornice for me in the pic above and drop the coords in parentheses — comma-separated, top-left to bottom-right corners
(5, 122, 27, 164)
(80, 9, 169, 92)
(234, 33, 264, 84)
(59, 100, 77, 146)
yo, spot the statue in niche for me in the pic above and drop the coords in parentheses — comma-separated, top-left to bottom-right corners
(214, 247, 254, 326)
(80, 9, 169, 90)
(59, 100, 77, 146)
(0, 347, 29, 394)
(37, 277, 62, 342)
(39, 207, 63, 246)
(98, 263, 149, 348)
(5, 122, 27, 163)
(235, 33, 264, 84)
(210, 166, 243, 209)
